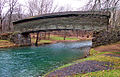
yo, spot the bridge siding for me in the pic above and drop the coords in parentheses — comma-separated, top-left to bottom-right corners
(14, 15, 109, 33)
(13, 11, 110, 24)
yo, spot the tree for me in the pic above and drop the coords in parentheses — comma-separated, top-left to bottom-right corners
(0, 0, 18, 33)
(82, 0, 120, 28)
(0, 0, 7, 33)
(8, 0, 18, 31)
(57, 4, 73, 12)
(27, 0, 55, 16)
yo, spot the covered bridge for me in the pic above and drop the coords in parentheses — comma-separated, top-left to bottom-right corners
(13, 11, 110, 33)
(12, 11, 111, 46)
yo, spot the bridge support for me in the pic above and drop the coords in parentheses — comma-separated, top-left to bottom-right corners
(64, 30, 67, 40)
(10, 33, 31, 46)
(48, 32, 51, 40)
(35, 32, 39, 46)
(92, 29, 120, 47)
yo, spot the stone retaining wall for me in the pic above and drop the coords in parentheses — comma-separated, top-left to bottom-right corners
(0, 33, 31, 46)
(0, 33, 12, 40)
(10, 33, 31, 46)
(92, 29, 120, 47)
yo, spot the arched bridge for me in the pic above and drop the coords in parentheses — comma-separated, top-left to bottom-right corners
(13, 11, 110, 33)
(12, 11, 111, 46)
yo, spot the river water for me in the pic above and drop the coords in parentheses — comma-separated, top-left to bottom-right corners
(0, 40, 92, 77)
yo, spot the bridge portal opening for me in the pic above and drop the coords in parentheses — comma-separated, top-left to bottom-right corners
(30, 30, 93, 46)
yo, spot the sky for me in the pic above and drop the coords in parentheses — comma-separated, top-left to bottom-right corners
(53, 0, 89, 10)
(19, 0, 89, 11)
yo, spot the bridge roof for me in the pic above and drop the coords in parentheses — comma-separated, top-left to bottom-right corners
(13, 11, 110, 25)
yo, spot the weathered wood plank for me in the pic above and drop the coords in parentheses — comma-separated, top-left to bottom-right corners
(13, 11, 110, 33)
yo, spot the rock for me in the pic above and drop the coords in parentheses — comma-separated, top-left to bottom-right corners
(92, 29, 120, 47)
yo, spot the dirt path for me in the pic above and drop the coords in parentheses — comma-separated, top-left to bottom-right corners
(94, 42, 120, 57)
(94, 43, 120, 52)
(45, 61, 113, 77)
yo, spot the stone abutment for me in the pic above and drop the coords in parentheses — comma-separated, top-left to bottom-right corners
(92, 29, 120, 47)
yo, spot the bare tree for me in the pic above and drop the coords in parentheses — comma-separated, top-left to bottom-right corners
(0, 0, 18, 33)
(27, 0, 56, 16)
(57, 4, 73, 12)
(81, 0, 94, 11)
(82, 0, 119, 11)
(0, 0, 7, 33)
(81, 0, 120, 28)
(110, 0, 120, 27)
(12, 4, 26, 21)
(8, 0, 18, 31)
(27, 0, 73, 16)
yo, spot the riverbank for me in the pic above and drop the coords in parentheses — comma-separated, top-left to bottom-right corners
(0, 35, 92, 48)
(44, 42, 120, 77)
(0, 40, 19, 48)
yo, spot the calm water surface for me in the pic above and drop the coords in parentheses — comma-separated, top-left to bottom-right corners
(0, 40, 92, 77)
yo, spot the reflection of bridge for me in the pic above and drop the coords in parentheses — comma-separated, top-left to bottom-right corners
(12, 11, 110, 46)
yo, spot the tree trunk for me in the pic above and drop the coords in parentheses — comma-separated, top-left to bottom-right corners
(35, 32, 39, 46)
(0, 18, 2, 33)
(64, 30, 67, 40)
(48, 32, 50, 40)
(44, 31, 47, 39)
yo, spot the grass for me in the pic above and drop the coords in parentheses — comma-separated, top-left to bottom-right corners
(50, 35, 79, 41)
(116, 41, 120, 44)
(89, 49, 99, 55)
(44, 49, 120, 77)
(38, 40, 52, 44)
(112, 52, 120, 55)
(0, 40, 15, 48)
(31, 35, 79, 45)
(31, 38, 52, 44)
(73, 49, 120, 77)
(0, 40, 9, 42)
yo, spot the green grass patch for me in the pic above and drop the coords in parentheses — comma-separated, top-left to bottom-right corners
(0, 40, 9, 42)
(0, 39, 15, 47)
(84, 55, 120, 65)
(31, 38, 52, 44)
(31, 36, 79, 44)
(31, 38, 36, 43)
(112, 52, 120, 55)
(89, 49, 99, 55)
(50, 35, 79, 41)
(116, 41, 120, 44)
(38, 40, 52, 44)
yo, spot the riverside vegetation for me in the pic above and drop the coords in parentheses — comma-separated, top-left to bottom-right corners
(44, 42, 120, 77)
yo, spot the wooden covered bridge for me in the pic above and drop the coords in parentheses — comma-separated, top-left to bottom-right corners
(12, 11, 111, 46)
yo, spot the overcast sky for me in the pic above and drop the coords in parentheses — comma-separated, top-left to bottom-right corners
(53, 0, 89, 10)
(19, 0, 89, 11)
